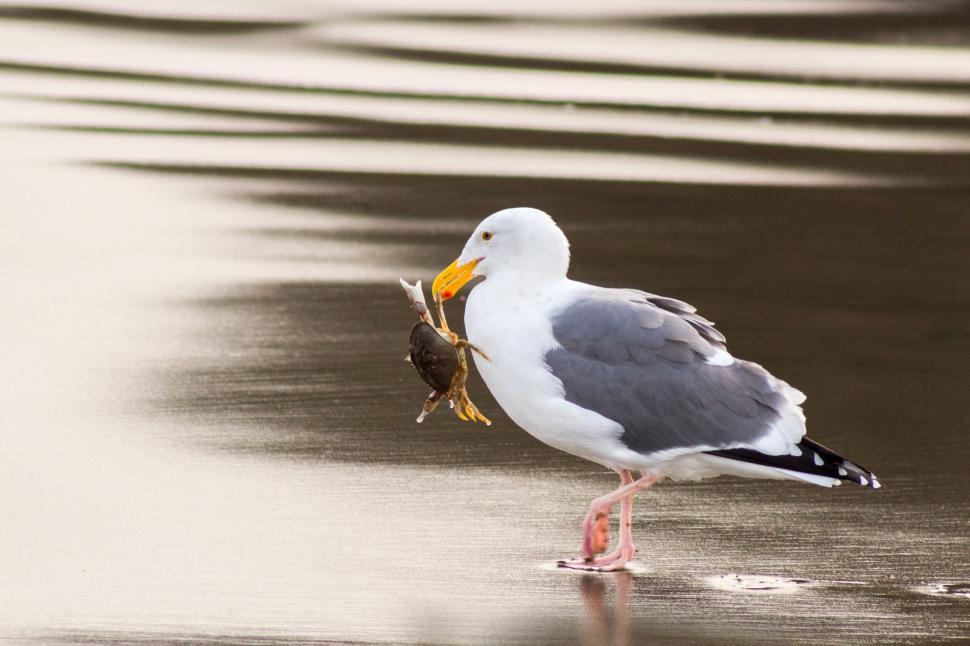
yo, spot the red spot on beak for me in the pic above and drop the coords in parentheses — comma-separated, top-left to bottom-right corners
(442, 291, 453, 299)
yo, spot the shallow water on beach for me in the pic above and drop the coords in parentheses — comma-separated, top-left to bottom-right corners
(1, 1, 969, 643)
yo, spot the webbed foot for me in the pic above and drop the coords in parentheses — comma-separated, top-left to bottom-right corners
(556, 553, 631, 572)
(557, 542, 636, 572)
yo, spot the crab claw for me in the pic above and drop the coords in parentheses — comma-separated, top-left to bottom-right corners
(467, 405, 489, 426)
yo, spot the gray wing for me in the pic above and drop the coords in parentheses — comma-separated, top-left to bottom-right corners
(545, 288, 800, 457)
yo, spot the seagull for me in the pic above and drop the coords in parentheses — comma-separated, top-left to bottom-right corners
(431, 207, 880, 572)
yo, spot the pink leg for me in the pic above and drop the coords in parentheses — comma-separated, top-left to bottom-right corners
(584, 470, 634, 564)
(583, 469, 634, 559)
(581, 477, 638, 569)
(603, 477, 638, 567)
(559, 471, 635, 570)
(558, 471, 656, 572)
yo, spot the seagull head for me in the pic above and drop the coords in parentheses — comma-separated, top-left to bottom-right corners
(432, 207, 570, 300)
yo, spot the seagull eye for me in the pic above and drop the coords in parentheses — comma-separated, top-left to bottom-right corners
(481, 231, 493, 241)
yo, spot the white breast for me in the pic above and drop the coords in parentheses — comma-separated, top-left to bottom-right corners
(463, 278, 633, 470)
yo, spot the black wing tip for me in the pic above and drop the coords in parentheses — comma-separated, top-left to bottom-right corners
(839, 460, 882, 489)
(708, 437, 883, 490)
(802, 437, 882, 490)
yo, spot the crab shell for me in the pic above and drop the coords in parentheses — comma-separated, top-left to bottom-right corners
(408, 320, 460, 393)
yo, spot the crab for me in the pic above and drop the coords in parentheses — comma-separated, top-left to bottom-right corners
(400, 278, 491, 425)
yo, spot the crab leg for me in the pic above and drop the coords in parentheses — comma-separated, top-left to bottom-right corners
(416, 391, 443, 423)
(447, 342, 491, 425)
(456, 339, 490, 363)
(434, 291, 452, 334)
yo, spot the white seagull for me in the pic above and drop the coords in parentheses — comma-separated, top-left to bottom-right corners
(431, 207, 880, 572)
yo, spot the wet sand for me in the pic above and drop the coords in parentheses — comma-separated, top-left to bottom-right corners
(1, 2, 969, 643)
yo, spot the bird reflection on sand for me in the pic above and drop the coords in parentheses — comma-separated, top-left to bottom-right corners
(579, 572, 633, 646)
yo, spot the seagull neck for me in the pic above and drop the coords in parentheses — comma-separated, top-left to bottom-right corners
(479, 269, 566, 300)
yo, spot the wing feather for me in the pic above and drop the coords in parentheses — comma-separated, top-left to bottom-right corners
(545, 288, 805, 458)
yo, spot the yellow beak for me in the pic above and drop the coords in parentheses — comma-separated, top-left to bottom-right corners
(432, 258, 479, 301)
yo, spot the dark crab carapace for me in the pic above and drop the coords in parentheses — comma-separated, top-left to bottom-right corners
(409, 320, 459, 393)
